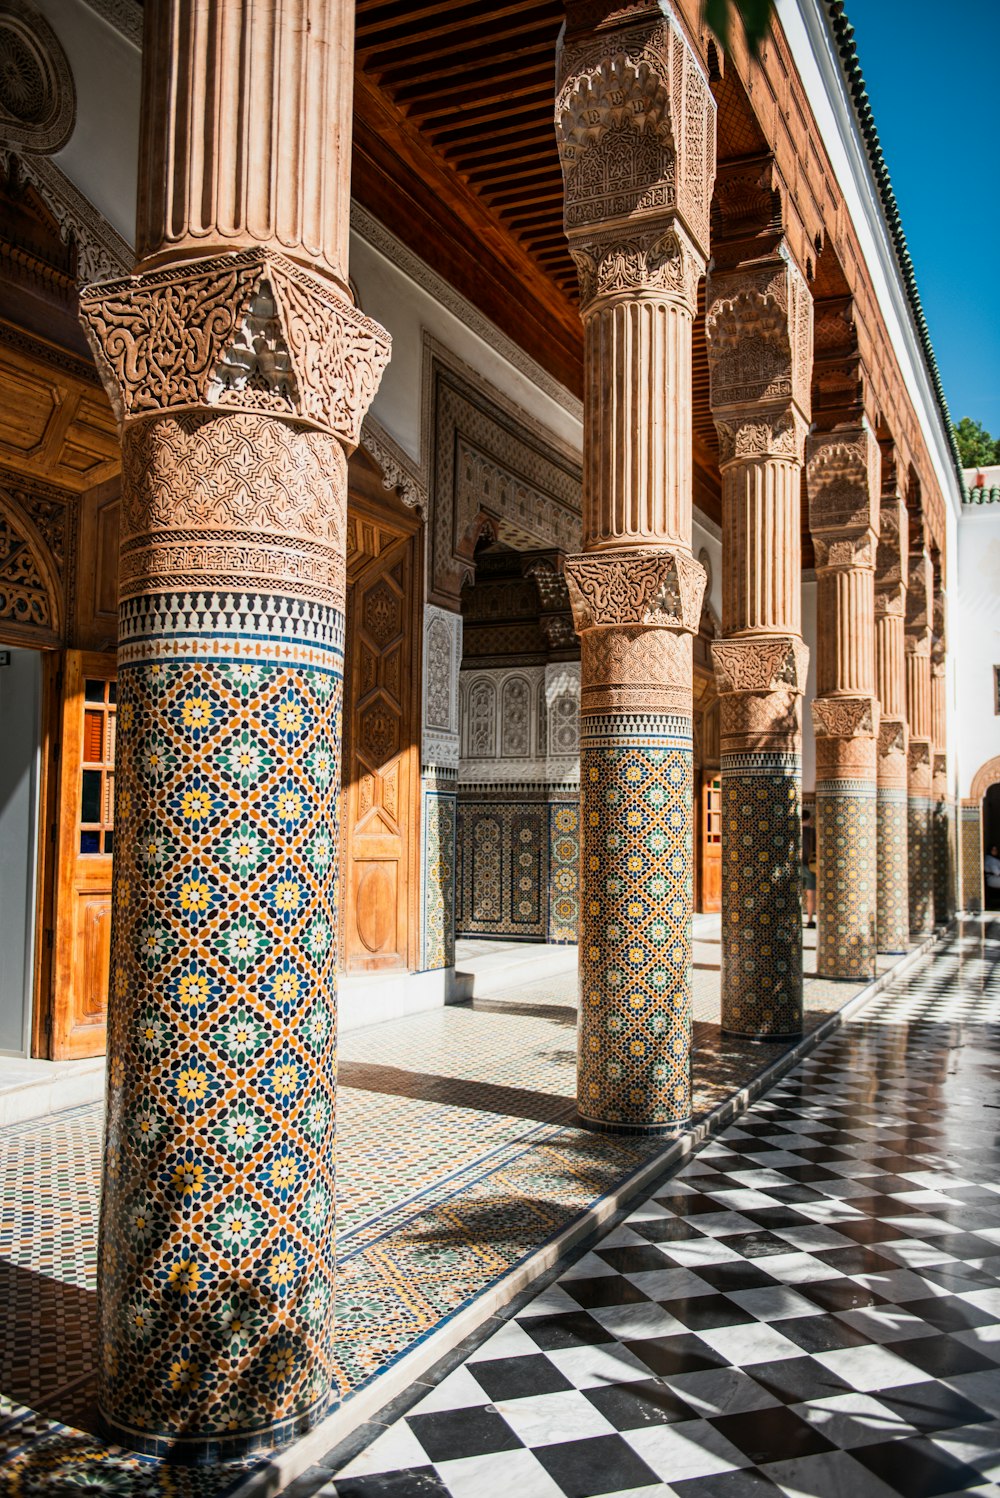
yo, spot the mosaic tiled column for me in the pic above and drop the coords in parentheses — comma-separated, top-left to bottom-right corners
(874, 480, 909, 952)
(556, 3, 715, 1132)
(961, 799, 984, 913)
(79, 0, 390, 1457)
(705, 250, 812, 1038)
(807, 427, 881, 980)
(421, 605, 462, 970)
(931, 591, 953, 924)
(906, 547, 934, 937)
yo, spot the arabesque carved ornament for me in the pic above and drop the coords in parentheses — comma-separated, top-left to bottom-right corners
(811, 695, 878, 741)
(711, 636, 809, 696)
(806, 426, 880, 539)
(878, 717, 907, 761)
(80, 249, 391, 448)
(812, 533, 877, 571)
(714, 411, 808, 467)
(569, 224, 701, 312)
(705, 254, 812, 417)
(555, 14, 715, 256)
(565, 546, 705, 633)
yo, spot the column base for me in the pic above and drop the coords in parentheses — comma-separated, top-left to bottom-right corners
(576, 1111, 690, 1137)
(98, 1389, 331, 1463)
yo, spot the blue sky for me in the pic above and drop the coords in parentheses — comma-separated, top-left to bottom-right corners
(846, 1, 1000, 434)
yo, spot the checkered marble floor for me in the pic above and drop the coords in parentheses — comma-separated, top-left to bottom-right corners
(308, 918, 1000, 1498)
(0, 921, 953, 1494)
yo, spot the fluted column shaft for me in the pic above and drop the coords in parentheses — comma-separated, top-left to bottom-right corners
(907, 548, 934, 936)
(807, 426, 881, 980)
(706, 251, 812, 1037)
(556, 5, 715, 1132)
(79, 0, 390, 1456)
(874, 489, 909, 952)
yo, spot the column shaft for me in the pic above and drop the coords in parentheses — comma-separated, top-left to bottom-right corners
(906, 549, 934, 937)
(960, 800, 984, 913)
(808, 427, 880, 980)
(706, 251, 812, 1037)
(556, 7, 715, 1132)
(874, 489, 909, 952)
(80, 0, 390, 1455)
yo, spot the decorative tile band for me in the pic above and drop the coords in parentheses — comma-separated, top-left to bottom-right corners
(577, 733, 693, 1135)
(816, 782, 878, 980)
(720, 752, 802, 776)
(908, 796, 934, 937)
(99, 600, 343, 1452)
(580, 712, 693, 749)
(875, 792, 909, 953)
(421, 785, 456, 972)
(720, 768, 803, 1039)
(549, 801, 581, 944)
(960, 803, 983, 913)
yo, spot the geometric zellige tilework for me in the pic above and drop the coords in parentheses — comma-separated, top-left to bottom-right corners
(908, 797, 934, 937)
(875, 789, 909, 953)
(816, 783, 877, 980)
(577, 735, 693, 1134)
(548, 800, 580, 945)
(100, 650, 340, 1449)
(720, 768, 803, 1039)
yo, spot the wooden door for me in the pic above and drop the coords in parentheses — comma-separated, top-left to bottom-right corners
(51, 650, 116, 1058)
(700, 772, 722, 914)
(341, 528, 420, 972)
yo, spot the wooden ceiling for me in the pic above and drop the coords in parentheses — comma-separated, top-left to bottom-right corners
(352, 2, 783, 529)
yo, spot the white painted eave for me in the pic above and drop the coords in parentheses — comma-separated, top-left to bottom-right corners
(776, 0, 962, 521)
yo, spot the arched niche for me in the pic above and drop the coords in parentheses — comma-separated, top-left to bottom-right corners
(0, 486, 63, 646)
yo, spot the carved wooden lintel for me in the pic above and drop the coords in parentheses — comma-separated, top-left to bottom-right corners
(80, 249, 391, 448)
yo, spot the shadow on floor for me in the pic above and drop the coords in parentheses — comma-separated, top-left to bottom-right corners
(338, 1060, 576, 1124)
(0, 1259, 101, 1432)
(470, 997, 577, 1026)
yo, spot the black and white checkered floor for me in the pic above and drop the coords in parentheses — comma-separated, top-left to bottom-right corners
(317, 919, 1000, 1498)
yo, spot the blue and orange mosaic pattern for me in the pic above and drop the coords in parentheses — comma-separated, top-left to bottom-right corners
(548, 800, 580, 944)
(816, 779, 878, 980)
(876, 788, 909, 953)
(719, 756, 803, 1039)
(421, 778, 456, 971)
(908, 795, 934, 938)
(961, 802, 983, 913)
(576, 714, 693, 1135)
(100, 592, 342, 1454)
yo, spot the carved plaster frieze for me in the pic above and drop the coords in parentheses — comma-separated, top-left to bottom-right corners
(904, 634, 932, 659)
(555, 12, 715, 256)
(80, 249, 391, 447)
(581, 626, 692, 716)
(422, 603, 462, 770)
(570, 224, 702, 313)
(806, 425, 880, 539)
(933, 751, 947, 779)
(711, 636, 809, 696)
(714, 410, 808, 467)
(565, 546, 705, 633)
(875, 494, 908, 594)
(908, 737, 932, 777)
(9, 152, 131, 282)
(361, 415, 427, 511)
(874, 585, 905, 618)
(811, 694, 879, 741)
(719, 690, 803, 755)
(705, 253, 812, 417)
(878, 716, 907, 761)
(812, 532, 877, 572)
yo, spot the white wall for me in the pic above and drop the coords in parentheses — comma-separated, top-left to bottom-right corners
(956, 505, 1000, 797)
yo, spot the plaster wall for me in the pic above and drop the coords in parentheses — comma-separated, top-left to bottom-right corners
(956, 506, 1000, 798)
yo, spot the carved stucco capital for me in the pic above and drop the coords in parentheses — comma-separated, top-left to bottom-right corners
(874, 584, 906, 618)
(878, 715, 907, 761)
(705, 252, 812, 421)
(812, 531, 878, 572)
(569, 223, 703, 314)
(555, 11, 716, 260)
(875, 493, 908, 596)
(806, 424, 880, 540)
(711, 635, 809, 696)
(713, 409, 809, 468)
(79, 249, 391, 448)
(811, 694, 879, 741)
(565, 546, 705, 633)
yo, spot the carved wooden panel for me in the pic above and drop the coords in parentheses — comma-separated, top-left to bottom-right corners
(0, 344, 118, 493)
(51, 649, 116, 1058)
(700, 772, 723, 915)
(74, 477, 120, 650)
(341, 475, 421, 974)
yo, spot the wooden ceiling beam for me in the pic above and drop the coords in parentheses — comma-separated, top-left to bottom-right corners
(367, 20, 557, 78)
(394, 63, 551, 111)
(355, 0, 542, 47)
(416, 90, 552, 131)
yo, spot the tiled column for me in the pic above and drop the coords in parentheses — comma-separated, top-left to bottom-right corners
(705, 251, 812, 1037)
(931, 591, 952, 924)
(807, 427, 881, 980)
(906, 547, 934, 937)
(79, 1, 390, 1456)
(874, 482, 909, 952)
(421, 604, 462, 970)
(960, 800, 984, 913)
(556, 2, 715, 1132)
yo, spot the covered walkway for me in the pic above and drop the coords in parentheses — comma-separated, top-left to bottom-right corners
(0, 921, 935, 1494)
